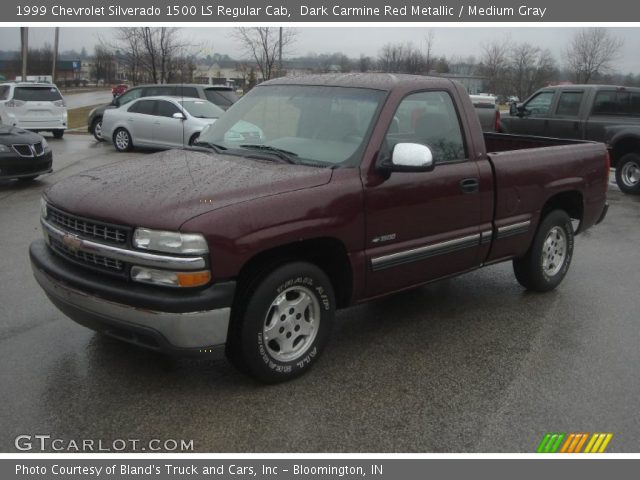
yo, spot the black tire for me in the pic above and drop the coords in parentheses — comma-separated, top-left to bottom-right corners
(52, 130, 64, 139)
(188, 133, 199, 146)
(92, 117, 104, 142)
(226, 262, 335, 383)
(113, 128, 133, 152)
(513, 210, 574, 292)
(615, 153, 640, 195)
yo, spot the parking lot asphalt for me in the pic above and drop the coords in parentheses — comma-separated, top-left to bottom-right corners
(0, 134, 638, 453)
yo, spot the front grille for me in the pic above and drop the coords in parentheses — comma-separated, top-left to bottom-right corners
(11, 143, 45, 157)
(33, 142, 44, 155)
(47, 205, 129, 245)
(49, 236, 125, 273)
(12, 144, 33, 157)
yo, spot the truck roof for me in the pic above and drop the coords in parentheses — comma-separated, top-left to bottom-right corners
(261, 73, 455, 92)
(542, 84, 640, 92)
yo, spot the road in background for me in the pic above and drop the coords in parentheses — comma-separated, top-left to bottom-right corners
(63, 89, 113, 109)
(0, 135, 638, 452)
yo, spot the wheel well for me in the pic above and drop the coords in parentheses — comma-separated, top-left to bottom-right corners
(611, 137, 640, 168)
(235, 238, 353, 309)
(540, 191, 583, 226)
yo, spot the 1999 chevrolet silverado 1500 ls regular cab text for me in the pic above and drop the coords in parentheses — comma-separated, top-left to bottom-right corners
(29, 74, 609, 383)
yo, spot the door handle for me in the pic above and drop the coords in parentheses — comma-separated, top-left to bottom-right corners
(460, 178, 480, 194)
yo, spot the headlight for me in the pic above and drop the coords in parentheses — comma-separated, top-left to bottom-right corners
(40, 198, 48, 219)
(0, 144, 10, 153)
(133, 228, 208, 255)
(41, 138, 49, 150)
(131, 266, 211, 288)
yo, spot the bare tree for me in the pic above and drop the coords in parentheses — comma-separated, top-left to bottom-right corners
(234, 27, 296, 81)
(104, 27, 191, 84)
(424, 29, 436, 73)
(92, 45, 116, 85)
(565, 28, 623, 83)
(358, 54, 373, 73)
(378, 43, 404, 73)
(507, 43, 556, 99)
(478, 39, 510, 93)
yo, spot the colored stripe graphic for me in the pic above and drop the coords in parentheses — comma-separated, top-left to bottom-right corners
(538, 433, 613, 453)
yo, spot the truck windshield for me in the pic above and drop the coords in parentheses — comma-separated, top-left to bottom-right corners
(197, 84, 386, 167)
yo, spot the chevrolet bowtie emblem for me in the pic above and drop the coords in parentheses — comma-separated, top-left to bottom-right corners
(62, 234, 83, 251)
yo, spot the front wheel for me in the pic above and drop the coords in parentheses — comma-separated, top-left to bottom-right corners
(615, 153, 640, 194)
(226, 262, 335, 383)
(92, 118, 104, 142)
(113, 128, 133, 152)
(513, 210, 574, 292)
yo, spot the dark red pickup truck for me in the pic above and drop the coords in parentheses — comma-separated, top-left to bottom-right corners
(30, 74, 609, 383)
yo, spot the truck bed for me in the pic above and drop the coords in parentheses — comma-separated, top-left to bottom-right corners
(484, 132, 590, 153)
(481, 132, 609, 264)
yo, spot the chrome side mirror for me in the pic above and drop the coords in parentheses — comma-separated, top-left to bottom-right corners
(380, 143, 434, 173)
(173, 112, 186, 120)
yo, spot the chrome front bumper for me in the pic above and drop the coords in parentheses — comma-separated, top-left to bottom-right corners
(32, 258, 231, 354)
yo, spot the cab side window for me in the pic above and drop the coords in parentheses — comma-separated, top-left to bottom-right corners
(145, 86, 175, 97)
(385, 91, 466, 164)
(524, 91, 554, 115)
(555, 91, 584, 116)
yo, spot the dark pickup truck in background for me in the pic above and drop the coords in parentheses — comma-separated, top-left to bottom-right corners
(30, 74, 609, 383)
(502, 84, 640, 194)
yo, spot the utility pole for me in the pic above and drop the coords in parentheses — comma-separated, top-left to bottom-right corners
(20, 27, 28, 80)
(278, 27, 283, 76)
(52, 27, 59, 84)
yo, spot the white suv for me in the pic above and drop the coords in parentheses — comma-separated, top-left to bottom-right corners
(0, 83, 68, 138)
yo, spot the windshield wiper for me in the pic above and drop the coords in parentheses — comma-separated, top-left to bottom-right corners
(192, 141, 227, 153)
(239, 144, 298, 164)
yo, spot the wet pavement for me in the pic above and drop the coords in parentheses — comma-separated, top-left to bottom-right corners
(1, 135, 639, 452)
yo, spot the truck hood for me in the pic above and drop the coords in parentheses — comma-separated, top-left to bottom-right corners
(44, 149, 333, 230)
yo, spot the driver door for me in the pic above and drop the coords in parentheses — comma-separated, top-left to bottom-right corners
(364, 91, 488, 298)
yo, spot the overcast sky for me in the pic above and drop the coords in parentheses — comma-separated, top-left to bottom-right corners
(2, 27, 640, 73)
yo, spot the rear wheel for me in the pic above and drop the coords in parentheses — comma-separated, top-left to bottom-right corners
(226, 262, 335, 383)
(92, 118, 104, 142)
(615, 153, 640, 194)
(513, 210, 574, 292)
(113, 128, 133, 152)
(52, 130, 64, 139)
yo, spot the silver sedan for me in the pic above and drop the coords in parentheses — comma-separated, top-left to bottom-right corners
(102, 96, 225, 152)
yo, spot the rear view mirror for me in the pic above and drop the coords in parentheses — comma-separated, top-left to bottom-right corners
(378, 143, 434, 173)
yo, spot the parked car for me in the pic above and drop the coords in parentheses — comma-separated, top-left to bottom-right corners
(111, 84, 129, 97)
(501, 84, 640, 194)
(470, 94, 500, 132)
(0, 82, 67, 138)
(31, 74, 608, 383)
(102, 96, 225, 152)
(88, 84, 239, 141)
(0, 123, 52, 181)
